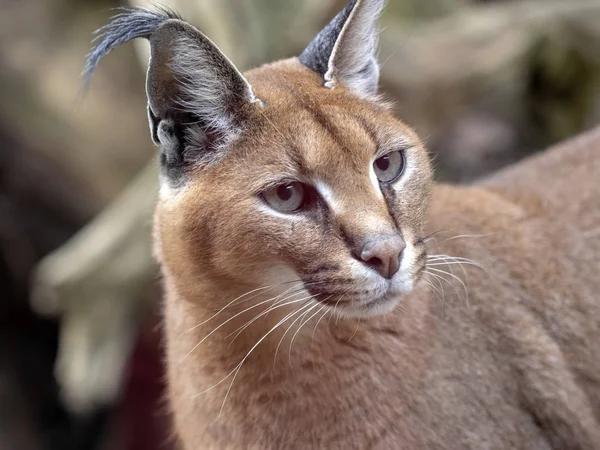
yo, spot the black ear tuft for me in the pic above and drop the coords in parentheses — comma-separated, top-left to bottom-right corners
(83, 7, 181, 86)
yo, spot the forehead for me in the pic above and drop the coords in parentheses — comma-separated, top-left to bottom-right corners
(286, 103, 378, 178)
(241, 60, 413, 181)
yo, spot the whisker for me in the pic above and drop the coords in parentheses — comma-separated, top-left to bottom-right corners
(427, 261, 469, 292)
(182, 284, 278, 334)
(346, 321, 360, 343)
(422, 279, 447, 314)
(430, 255, 468, 297)
(183, 280, 326, 334)
(427, 261, 480, 267)
(422, 279, 444, 302)
(435, 233, 496, 246)
(428, 254, 481, 264)
(288, 302, 328, 367)
(272, 298, 326, 368)
(215, 302, 314, 417)
(312, 305, 332, 343)
(227, 293, 315, 346)
(426, 269, 446, 303)
(421, 229, 449, 243)
(428, 254, 492, 277)
(425, 267, 469, 308)
(424, 270, 461, 310)
(427, 255, 469, 311)
(326, 296, 345, 336)
(190, 301, 311, 399)
(396, 301, 417, 319)
(180, 287, 310, 362)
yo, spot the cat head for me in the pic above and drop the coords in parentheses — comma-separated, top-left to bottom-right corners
(86, 0, 433, 317)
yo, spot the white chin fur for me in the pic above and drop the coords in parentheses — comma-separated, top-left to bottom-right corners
(335, 293, 403, 319)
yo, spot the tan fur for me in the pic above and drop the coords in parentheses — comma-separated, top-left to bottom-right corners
(155, 59, 600, 449)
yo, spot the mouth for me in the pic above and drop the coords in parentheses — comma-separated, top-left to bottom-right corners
(356, 293, 401, 316)
(363, 295, 393, 308)
(302, 264, 419, 318)
(312, 290, 402, 318)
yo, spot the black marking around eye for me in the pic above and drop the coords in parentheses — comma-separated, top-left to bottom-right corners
(337, 226, 359, 258)
(382, 186, 403, 232)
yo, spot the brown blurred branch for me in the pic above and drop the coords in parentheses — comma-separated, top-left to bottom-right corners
(379, 0, 600, 142)
(31, 160, 158, 413)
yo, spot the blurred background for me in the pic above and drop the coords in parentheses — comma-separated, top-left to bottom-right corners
(1, 0, 600, 448)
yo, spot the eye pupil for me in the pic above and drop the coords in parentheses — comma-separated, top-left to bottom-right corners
(373, 150, 405, 184)
(264, 182, 307, 214)
(376, 155, 390, 171)
(277, 184, 294, 201)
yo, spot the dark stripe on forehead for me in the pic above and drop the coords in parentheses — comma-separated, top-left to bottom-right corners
(288, 143, 310, 175)
(298, 102, 378, 165)
(355, 114, 379, 149)
(300, 103, 344, 146)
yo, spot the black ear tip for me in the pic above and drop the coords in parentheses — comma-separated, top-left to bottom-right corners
(299, 0, 358, 76)
(299, 0, 385, 77)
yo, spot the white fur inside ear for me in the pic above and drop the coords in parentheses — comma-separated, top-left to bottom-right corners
(325, 0, 384, 97)
(169, 35, 258, 132)
(157, 119, 178, 149)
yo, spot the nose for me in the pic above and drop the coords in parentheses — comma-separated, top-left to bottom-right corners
(359, 235, 406, 279)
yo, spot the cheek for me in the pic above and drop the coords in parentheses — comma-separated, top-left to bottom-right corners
(206, 203, 311, 278)
(388, 172, 431, 234)
(253, 211, 344, 273)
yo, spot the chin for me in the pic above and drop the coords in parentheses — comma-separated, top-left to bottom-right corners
(335, 293, 403, 319)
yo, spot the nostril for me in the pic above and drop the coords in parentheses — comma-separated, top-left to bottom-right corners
(365, 256, 383, 270)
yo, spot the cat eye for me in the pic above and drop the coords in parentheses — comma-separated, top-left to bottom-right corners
(373, 150, 405, 184)
(263, 182, 307, 213)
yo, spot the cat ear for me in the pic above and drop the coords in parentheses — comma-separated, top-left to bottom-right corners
(84, 8, 261, 182)
(299, 0, 384, 97)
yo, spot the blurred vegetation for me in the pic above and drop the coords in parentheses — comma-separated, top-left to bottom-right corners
(1, 0, 600, 448)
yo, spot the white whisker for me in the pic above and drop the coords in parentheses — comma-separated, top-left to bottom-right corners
(346, 321, 360, 343)
(436, 233, 496, 245)
(288, 302, 328, 366)
(190, 301, 311, 400)
(428, 254, 493, 279)
(312, 306, 332, 343)
(422, 279, 444, 302)
(272, 299, 325, 367)
(215, 302, 315, 417)
(425, 267, 469, 308)
(180, 287, 309, 362)
(226, 292, 316, 345)
(182, 284, 278, 334)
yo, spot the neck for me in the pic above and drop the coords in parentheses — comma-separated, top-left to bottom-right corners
(161, 261, 436, 445)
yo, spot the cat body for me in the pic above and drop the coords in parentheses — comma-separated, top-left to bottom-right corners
(86, 1, 600, 448)
(161, 126, 600, 449)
